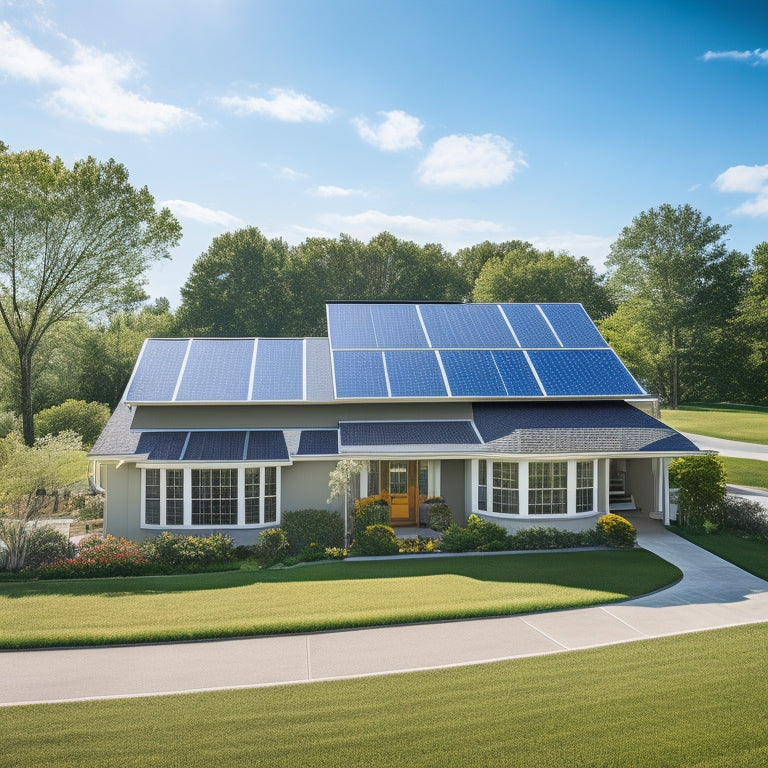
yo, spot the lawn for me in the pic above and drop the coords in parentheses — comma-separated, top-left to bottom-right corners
(660, 404, 768, 445)
(670, 527, 768, 581)
(720, 456, 768, 491)
(2, 623, 766, 767)
(0, 550, 680, 649)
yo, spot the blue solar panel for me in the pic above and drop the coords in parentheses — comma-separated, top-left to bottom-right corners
(183, 432, 247, 460)
(500, 305, 560, 348)
(419, 304, 516, 348)
(539, 304, 607, 348)
(175, 339, 254, 401)
(528, 350, 644, 396)
(125, 339, 188, 402)
(370, 304, 428, 348)
(491, 351, 543, 396)
(384, 350, 447, 397)
(297, 430, 339, 455)
(439, 350, 507, 396)
(327, 304, 377, 348)
(251, 339, 304, 400)
(246, 431, 289, 461)
(333, 351, 389, 397)
(135, 432, 188, 460)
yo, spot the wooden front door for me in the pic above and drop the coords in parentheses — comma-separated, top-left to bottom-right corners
(383, 460, 418, 525)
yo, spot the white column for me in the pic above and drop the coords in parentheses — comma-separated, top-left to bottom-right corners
(359, 466, 369, 498)
(183, 467, 192, 526)
(601, 459, 611, 514)
(518, 461, 529, 515)
(237, 467, 245, 526)
(470, 460, 478, 512)
(567, 461, 577, 515)
(663, 458, 671, 526)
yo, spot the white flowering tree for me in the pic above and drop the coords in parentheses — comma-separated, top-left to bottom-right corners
(328, 459, 369, 546)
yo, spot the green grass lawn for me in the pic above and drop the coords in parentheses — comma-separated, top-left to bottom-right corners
(2, 623, 766, 767)
(670, 527, 768, 580)
(720, 456, 768, 490)
(0, 550, 680, 649)
(660, 404, 768, 444)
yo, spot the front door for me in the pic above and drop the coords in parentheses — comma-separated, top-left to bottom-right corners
(383, 461, 418, 525)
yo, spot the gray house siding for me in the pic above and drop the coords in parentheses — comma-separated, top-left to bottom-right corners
(440, 459, 467, 524)
(282, 460, 344, 515)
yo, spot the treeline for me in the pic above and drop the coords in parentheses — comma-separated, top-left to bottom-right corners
(1, 207, 766, 417)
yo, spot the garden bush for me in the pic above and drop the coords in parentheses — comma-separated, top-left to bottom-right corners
(30, 535, 150, 578)
(147, 532, 234, 566)
(24, 525, 76, 569)
(34, 399, 111, 448)
(712, 496, 768, 537)
(507, 527, 601, 551)
(69, 494, 104, 520)
(596, 514, 637, 548)
(350, 524, 399, 556)
(440, 514, 508, 552)
(428, 503, 452, 532)
(352, 495, 390, 540)
(282, 509, 345, 552)
(257, 527, 290, 566)
(397, 536, 437, 554)
(669, 454, 727, 528)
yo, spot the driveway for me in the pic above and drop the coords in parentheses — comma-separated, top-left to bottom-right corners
(2, 512, 767, 707)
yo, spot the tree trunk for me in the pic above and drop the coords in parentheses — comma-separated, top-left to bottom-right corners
(19, 349, 35, 447)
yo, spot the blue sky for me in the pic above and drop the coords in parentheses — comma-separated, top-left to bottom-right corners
(1, 0, 767, 305)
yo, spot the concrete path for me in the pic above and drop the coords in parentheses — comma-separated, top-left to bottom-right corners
(682, 432, 768, 461)
(2, 513, 768, 707)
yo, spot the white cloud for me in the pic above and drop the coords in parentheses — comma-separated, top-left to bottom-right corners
(702, 49, 768, 63)
(528, 234, 614, 271)
(161, 200, 245, 229)
(312, 185, 363, 198)
(279, 167, 308, 181)
(714, 164, 768, 217)
(418, 133, 526, 188)
(0, 21, 199, 134)
(352, 110, 423, 151)
(219, 88, 332, 122)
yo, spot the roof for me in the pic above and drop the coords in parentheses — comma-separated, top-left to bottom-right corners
(121, 302, 647, 406)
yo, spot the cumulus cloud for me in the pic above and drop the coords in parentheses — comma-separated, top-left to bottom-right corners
(714, 164, 768, 216)
(352, 110, 423, 151)
(161, 200, 245, 229)
(0, 21, 199, 134)
(312, 185, 363, 198)
(418, 133, 526, 188)
(702, 48, 768, 63)
(219, 88, 332, 122)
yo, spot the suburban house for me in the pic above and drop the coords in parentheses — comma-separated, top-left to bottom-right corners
(90, 301, 699, 543)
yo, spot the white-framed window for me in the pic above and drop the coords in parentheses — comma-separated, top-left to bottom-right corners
(474, 459, 597, 517)
(141, 466, 281, 528)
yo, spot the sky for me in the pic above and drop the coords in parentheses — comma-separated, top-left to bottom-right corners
(1, 0, 767, 306)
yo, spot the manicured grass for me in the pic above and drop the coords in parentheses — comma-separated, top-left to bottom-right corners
(660, 405, 768, 444)
(0, 550, 680, 649)
(2, 624, 767, 767)
(671, 527, 768, 580)
(720, 456, 768, 491)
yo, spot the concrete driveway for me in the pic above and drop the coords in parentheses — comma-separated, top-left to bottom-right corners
(2, 512, 767, 707)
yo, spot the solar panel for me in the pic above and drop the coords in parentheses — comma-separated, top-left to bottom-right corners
(135, 432, 188, 460)
(385, 350, 447, 397)
(339, 421, 481, 446)
(419, 303, 517, 348)
(528, 349, 645, 396)
(182, 431, 247, 460)
(175, 339, 254, 401)
(491, 351, 544, 396)
(125, 339, 188, 402)
(246, 431, 289, 461)
(500, 304, 560, 348)
(370, 304, 428, 348)
(251, 339, 304, 400)
(297, 430, 339, 455)
(333, 351, 389, 397)
(539, 304, 607, 348)
(439, 350, 507, 396)
(327, 304, 377, 348)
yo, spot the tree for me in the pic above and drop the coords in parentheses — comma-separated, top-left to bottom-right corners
(456, 240, 540, 299)
(605, 204, 749, 407)
(328, 459, 369, 546)
(34, 399, 111, 448)
(669, 454, 727, 528)
(0, 146, 181, 444)
(472, 243, 615, 319)
(177, 227, 290, 337)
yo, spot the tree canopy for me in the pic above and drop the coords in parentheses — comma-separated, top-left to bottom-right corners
(0, 146, 181, 443)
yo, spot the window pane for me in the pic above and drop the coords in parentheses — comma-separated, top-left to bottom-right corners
(477, 461, 487, 512)
(368, 461, 380, 496)
(145, 468, 160, 525)
(245, 467, 260, 525)
(491, 462, 518, 514)
(418, 461, 429, 498)
(576, 460, 594, 513)
(528, 462, 567, 515)
(264, 467, 277, 523)
(166, 469, 184, 525)
(192, 468, 238, 525)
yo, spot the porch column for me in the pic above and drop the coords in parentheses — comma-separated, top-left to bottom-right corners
(600, 459, 611, 514)
(662, 458, 671, 526)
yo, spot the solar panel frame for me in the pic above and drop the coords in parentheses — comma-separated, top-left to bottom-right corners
(538, 304, 608, 348)
(174, 339, 254, 402)
(500, 304, 561, 348)
(125, 339, 189, 402)
(419, 304, 517, 348)
(384, 350, 448, 397)
(491, 350, 545, 396)
(250, 338, 304, 401)
(333, 350, 389, 398)
(182, 431, 247, 461)
(246, 431, 290, 461)
(439, 350, 508, 396)
(327, 304, 377, 349)
(369, 304, 429, 348)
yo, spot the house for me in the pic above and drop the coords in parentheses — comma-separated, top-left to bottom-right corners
(90, 301, 698, 543)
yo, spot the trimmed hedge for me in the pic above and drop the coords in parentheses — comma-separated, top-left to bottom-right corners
(596, 514, 637, 548)
(282, 509, 345, 552)
(350, 524, 399, 556)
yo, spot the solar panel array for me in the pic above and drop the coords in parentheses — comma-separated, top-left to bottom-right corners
(134, 431, 289, 461)
(327, 303, 644, 399)
(125, 338, 305, 404)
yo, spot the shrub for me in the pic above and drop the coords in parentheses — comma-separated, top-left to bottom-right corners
(507, 527, 601, 551)
(467, 514, 508, 548)
(233, 544, 261, 560)
(149, 532, 234, 566)
(428, 503, 452, 532)
(713, 496, 768, 537)
(350, 524, 399, 556)
(596, 514, 637, 548)
(324, 546, 348, 560)
(282, 509, 345, 553)
(397, 536, 437, 554)
(69, 494, 104, 521)
(439, 522, 482, 553)
(34, 399, 111, 448)
(31, 535, 149, 578)
(298, 542, 328, 562)
(0, 410, 20, 438)
(257, 527, 290, 566)
(669, 455, 727, 528)
(440, 514, 508, 552)
(352, 495, 390, 540)
(24, 525, 76, 569)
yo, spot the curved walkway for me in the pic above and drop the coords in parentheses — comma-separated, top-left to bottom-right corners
(2, 514, 768, 707)
(682, 432, 768, 461)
